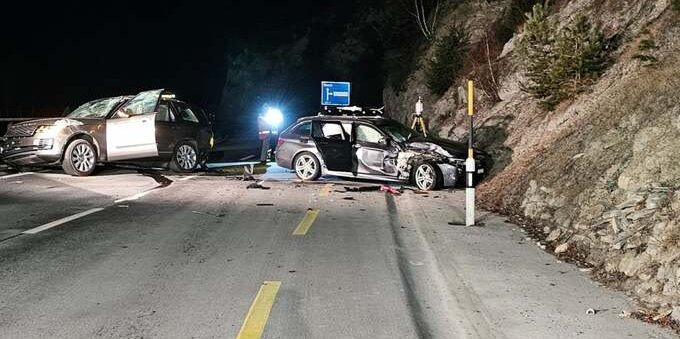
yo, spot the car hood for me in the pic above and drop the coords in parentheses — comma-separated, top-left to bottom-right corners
(404, 136, 468, 158)
(12, 117, 99, 127)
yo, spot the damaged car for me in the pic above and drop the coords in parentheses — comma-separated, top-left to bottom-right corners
(275, 113, 491, 190)
(0, 89, 213, 176)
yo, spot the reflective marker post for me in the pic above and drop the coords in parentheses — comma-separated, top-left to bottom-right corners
(465, 80, 475, 227)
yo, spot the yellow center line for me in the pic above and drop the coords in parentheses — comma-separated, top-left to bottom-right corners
(293, 209, 320, 235)
(236, 281, 282, 339)
(319, 183, 334, 197)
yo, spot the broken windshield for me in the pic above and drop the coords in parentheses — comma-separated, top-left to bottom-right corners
(377, 120, 420, 143)
(67, 97, 122, 119)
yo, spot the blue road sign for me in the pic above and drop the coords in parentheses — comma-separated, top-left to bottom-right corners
(321, 81, 351, 106)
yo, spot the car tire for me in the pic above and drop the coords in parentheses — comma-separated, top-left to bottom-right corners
(62, 139, 97, 177)
(170, 141, 199, 173)
(293, 152, 321, 181)
(413, 162, 442, 191)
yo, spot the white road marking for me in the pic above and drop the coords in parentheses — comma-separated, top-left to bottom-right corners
(0, 172, 34, 180)
(114, 191, 152, 203)
(113, 178, 175, 203)
(23, 208, 104, 234)
(179, 174, 200, 181)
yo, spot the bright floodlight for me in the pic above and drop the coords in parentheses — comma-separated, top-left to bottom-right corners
(264, 107, 284, 127)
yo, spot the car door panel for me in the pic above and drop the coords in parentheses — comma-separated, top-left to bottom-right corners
(154, 102, 178, 159)
(355, 146, 398, 176)
(311, 121, 352, 172)
(172, 101, 202, 147)
(353, 123, 398, 177)
(106, 113, 159, 161)
(106, 89, 163, 161)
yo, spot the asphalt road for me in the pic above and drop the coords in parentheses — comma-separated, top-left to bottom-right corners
(0, 166, 675, 338)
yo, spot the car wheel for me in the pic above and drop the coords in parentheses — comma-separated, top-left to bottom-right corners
(413, 162, 442, 191)
(170, 142, 198, 173)
(293, 152, 321, 181)
(62, 139, 97, 176)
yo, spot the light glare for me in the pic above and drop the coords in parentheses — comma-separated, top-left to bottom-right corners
(264, 108, 283, 127)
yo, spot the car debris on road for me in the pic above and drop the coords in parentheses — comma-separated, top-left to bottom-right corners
(380, 185, 401, 196)
(344, 185, 381, 192)
(247, 181, 271, 190)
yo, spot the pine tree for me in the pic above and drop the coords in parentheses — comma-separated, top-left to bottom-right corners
(552, 15, 607, 102)
(514, 3, 608, 109)
(514, 3, 559, 105)
(425, 24, 469, 95)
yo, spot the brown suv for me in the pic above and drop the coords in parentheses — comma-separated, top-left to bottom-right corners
(0, 89, 213, 176)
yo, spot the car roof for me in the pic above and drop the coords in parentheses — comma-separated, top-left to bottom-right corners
(295, 114, 386, 124)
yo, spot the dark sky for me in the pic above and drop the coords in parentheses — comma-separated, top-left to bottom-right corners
(0, 1, 383, 120)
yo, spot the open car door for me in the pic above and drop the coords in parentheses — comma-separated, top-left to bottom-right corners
(311, 120, 352, 172)
(353, 122, 398, 177)
(106, 89, 161, 161)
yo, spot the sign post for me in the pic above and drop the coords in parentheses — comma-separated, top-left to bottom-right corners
(321, 81, 351, 106)
(466, 80, 475, 227)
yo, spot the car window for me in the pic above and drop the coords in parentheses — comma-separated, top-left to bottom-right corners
(174, 102, 200, 124)
(290, 122, 311, 137)
(190, 104, 209, 124)
(114, 89, 162, 118)
(155, 102, 174, 122)
(376, 120, 419, 143)
(313, 122, 346, 140)
(355, 124, 384, 144)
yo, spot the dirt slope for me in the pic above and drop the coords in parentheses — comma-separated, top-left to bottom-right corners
(384, 0, 680, 320)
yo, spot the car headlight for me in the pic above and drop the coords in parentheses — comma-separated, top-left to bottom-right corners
(35, 125, 60, 136)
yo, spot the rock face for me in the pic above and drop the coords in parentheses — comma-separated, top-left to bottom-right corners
(384, 0, 680, 311)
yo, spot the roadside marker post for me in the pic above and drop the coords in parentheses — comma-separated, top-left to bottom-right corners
(465, 80, 475, 227)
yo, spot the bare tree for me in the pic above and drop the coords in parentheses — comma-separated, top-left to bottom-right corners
(407, 0, 440, 40)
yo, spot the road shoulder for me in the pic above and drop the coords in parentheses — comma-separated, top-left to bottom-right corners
(396, 191, 675, 339)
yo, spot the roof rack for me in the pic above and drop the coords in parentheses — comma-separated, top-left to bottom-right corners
(318, 106, 384, 117)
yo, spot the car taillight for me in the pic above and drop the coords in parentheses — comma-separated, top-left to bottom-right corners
(277, 137, 284, 147)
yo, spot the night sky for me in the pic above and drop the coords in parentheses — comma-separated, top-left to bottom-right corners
(1, 1, 384, 128)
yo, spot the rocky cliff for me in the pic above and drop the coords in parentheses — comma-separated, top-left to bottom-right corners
(384, 0, 680, 322)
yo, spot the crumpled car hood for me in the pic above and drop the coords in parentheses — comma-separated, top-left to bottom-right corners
(405, 137, 468, 158)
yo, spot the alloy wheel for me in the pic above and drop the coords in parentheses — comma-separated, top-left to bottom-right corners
(415, 164, 436, 190)
(295, 154, 317, 180)
(71, 143, 95, 173)
(176, 144, 197, 170)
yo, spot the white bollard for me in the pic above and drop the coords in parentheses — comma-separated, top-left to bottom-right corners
(465, 157, 475, 227)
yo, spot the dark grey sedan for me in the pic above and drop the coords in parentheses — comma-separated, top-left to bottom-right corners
(275, 114, 491, 190)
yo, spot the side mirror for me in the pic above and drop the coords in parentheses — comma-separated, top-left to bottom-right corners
(380, 137, 391, 146)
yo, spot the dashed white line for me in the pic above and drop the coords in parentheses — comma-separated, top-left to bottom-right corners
(0, 172, 34, 180)
(22, 208, 104, 234)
